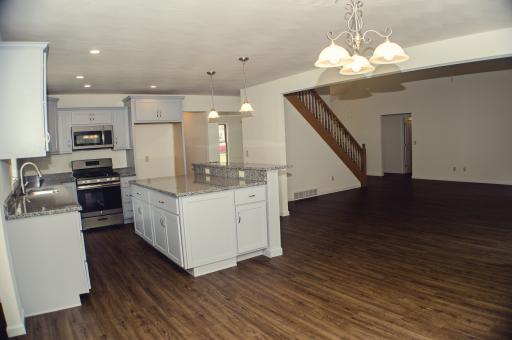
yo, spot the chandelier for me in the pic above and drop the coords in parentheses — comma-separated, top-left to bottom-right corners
(315, 0, 409, 75)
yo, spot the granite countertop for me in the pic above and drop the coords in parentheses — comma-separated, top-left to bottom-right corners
(193, 162, 288, 171)
(4, 176, 81, 220)
(132, 174, 266, 197)
(115, 167, 136, 177)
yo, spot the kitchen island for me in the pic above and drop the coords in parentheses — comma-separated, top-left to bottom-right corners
(131, 164, 286, 277)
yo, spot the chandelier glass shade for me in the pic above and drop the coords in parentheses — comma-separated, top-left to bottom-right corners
(315, 0, 409, 75)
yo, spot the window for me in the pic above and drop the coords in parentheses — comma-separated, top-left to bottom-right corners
(218, 124, 228, 163)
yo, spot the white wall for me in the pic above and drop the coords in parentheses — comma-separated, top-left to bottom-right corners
(132, 124, 177, 179)
(0, 160, 25, 336)
(284, 100, 360, 201)
(332, 69, 512, 185)
(242, 28, 512, 207)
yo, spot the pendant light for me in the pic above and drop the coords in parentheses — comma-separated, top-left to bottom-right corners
(207, 71, 219, 121)
(239, 57, 255, 115)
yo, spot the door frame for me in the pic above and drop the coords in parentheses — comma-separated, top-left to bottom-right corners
(380, 113, 412, 175)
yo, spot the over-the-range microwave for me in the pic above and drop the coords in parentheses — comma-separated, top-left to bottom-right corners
(72, 125, 114, 150)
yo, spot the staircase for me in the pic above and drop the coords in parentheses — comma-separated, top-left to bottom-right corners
(285, 90, 367, 186)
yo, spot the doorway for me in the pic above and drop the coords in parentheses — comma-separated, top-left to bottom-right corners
(381, 113, 412, 174)
(218, 124, 228, 163)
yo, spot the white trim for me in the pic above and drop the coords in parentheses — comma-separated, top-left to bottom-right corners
(7, 323, 26, 337)
(280, 209, 290, 217)
(412, 176, 512, 186)
(288, 183, 361, 202)
(263, 247, 283, 258)
(23, 302, 82, 318)
(237, 250, 264, 262)
(186, 257, 237, 277)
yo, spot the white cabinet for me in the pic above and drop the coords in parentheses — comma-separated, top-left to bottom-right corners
(46, 97, 60, 154)
(181, 191, 237, 268)
(163, 211, 183, 266)
(131, 183, 268, 276)
(0, 42, 49, 159)
(151, 207, 169, 255)
(236, 201, 268, 254)
(113, 109, 131, 150)
(121, 176, 136, 223)
(57, 110, 73, 154)
(132, 198, 145, 236)
(133, 196, 153, 244)
(71, 110, 112, 125)
(123, 95, 184, 123)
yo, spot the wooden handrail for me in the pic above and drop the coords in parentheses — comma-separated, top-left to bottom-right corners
(285, 90, 367, 186)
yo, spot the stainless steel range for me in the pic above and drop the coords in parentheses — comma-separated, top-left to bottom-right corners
(71, 158, 123, 230)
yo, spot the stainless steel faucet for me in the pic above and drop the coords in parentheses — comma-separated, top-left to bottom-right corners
(19, 162, 43, 195)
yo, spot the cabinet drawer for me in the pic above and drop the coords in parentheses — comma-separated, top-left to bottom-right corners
(131, 185, 148, 201)
(235, 186, 266, 205)
(149, 190, 178, 214)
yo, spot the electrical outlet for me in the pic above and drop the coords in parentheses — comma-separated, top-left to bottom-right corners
(239, 170, 245, 178)
(245, 150, 249, 157)
(205, 168, 210, 175)
(145, 156, 149, 162)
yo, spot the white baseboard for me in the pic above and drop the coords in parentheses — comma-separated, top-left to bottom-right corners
(412, 175, 512, 186)
(280, 209, 290, 217)
(263, 247, 283, 258)
(7, 323, 26, 337)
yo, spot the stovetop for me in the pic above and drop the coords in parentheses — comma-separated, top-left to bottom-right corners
(74, 170, 120, 179)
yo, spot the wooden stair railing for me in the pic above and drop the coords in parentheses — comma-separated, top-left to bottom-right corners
(285, 90, 367, 186)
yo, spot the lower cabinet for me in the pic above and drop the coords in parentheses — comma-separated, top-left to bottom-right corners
(131, 183, 268, 276)
(236, 201, 268, 254)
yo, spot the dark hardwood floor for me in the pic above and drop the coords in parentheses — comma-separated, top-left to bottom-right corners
(17, 175, 512, 339)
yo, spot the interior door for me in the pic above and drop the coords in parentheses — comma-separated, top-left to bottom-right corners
(403, 116, 412, 174)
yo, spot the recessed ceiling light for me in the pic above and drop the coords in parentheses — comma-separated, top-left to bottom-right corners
(84, 84, 91, 88)
(89, 49, 100, 54)
(150, 85, 157, 89)
(75, 75, 84, 79)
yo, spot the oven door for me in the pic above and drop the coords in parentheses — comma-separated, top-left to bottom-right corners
(76, 182, 123, 218)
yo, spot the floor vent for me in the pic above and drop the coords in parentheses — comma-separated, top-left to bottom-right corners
(294, 189, 318, 200)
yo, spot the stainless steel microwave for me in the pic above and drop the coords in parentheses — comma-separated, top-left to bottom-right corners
(72, 125, 113, 150)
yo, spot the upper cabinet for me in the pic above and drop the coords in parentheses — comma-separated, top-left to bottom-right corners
(71, 110, 112, 125)
(123, 95, 184, 123)
(112, 108, 131, 150)
(0, 42, 49, 159)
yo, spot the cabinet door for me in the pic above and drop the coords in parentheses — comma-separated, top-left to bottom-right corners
(151, 207, 169, 255)
(47, 98, 59, 154)
(134, 100, 159, 122)
(142, 201, 154, 244)
(113, 110, 131, 150)
(132, 198, 145, 236)
(90, 111, 112, 124)
(181, 191, 237, 268)
(236, 201, 268, 254)
(159, 100, 182, 122)
(163, 210, 183, 267)
(57, 110, 72, 154)
(71, 111, 95, 125)
(0, 43, 48, 159)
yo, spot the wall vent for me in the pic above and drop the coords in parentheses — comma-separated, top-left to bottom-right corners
(293, 189, 318, 200)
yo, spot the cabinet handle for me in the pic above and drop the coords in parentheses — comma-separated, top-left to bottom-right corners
(138, 208, 142, 214)
(160, 217, 166, 227)
(249, 194, 255, 198)
(158, 200, 165, 204)
(238, 213, 241, 223)
(115, 137, 118, 145)
(136, 192, 141, 195)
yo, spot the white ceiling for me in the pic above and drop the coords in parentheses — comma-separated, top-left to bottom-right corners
(1, 0, 511, 95)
